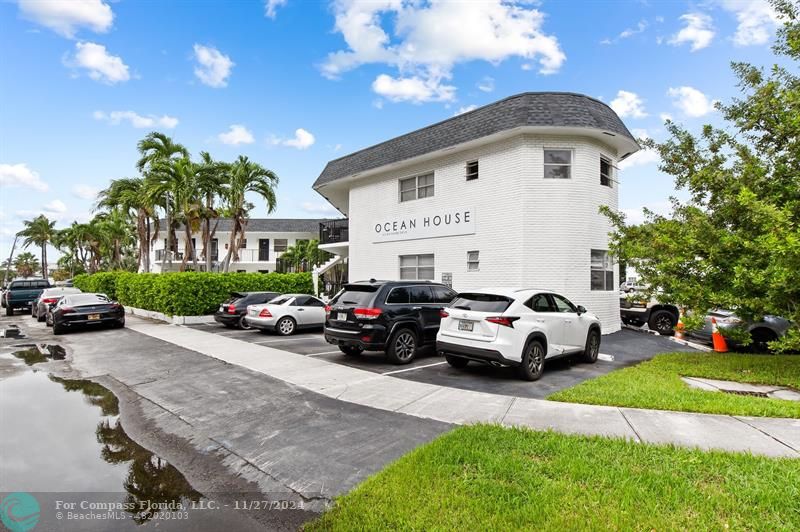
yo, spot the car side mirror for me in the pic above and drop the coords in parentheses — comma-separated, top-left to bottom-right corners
(576, 305, 586, 315)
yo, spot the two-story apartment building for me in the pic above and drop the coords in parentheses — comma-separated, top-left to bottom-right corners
(313, 92, 639, 332)
(150, 218, 329, 273)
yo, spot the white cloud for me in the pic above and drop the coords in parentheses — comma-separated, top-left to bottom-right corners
(218, 124, 254, 145)
(372, 73, 455, 103)
(659, 112, 673, 122)
(619, 20, 648, 39)
(65, 41, 130, 84)
(72, 184, 99, 200)
(619, 128, 660, 170)
(668, 86, 718, 117)
(271, 128, 316, 150)
(669, 13, 715, 51)
(718, 0, 780, 46)
(301, 201, 339, 215)
(322, 0, 565, 103)
(192, 44, 234, 88)
(43, 200, 67, 214)
(264, 0, 287, 19)
(0, 163, 48, 192)
(18, 0, 113, 38)
(93, 110, 178, 129)
(477, 76, 495, 93)
(454, 104, 478, 116)
(610, 90, 647, 119)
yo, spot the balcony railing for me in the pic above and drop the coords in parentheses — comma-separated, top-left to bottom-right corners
(320, 219, 349, 245)
(155, 249, 218, 262)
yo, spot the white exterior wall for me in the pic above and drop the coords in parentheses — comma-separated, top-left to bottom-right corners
(346, 133, 621, 332)
(150, 230, 317, 273)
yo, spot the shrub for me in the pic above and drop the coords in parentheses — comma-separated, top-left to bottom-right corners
(73, 271, 313, 316)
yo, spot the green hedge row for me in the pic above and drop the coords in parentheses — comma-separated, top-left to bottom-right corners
(73, 271, 314, 316)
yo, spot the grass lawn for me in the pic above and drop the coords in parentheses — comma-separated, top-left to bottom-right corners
(549, 352, 800, 418)
(309, 425, 800, 531)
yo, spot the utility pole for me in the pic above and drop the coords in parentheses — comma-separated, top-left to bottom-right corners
(3, 235, 18, 287)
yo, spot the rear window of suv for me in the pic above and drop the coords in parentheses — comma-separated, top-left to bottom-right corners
(451, 293, 513, 313)
(332, 285, 378, 307)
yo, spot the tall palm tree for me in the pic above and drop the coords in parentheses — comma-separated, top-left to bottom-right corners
(152, 157, 203, 271)
(96, 211, 135, 269)
(137, 132, 189, 270)
(17, 215, 56, 279)
(97, 177, 158, 272)
(196, 152, 227, 272)
(13, 252, 39, 278)
(220, 156, 278, 272)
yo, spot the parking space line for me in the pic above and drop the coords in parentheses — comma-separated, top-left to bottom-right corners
(306, 350, 344, 357)
(381, 361, 447, 375)
(251, 336, 324, 344)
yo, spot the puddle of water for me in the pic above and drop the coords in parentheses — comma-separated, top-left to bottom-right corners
(10, 344, 66, 366)
(0, 366, 266, 530)
(10, 347, 47, 365)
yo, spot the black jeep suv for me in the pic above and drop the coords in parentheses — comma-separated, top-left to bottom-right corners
(324, 280, 457, 364)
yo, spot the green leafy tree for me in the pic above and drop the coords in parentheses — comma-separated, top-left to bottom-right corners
(279, 239, 329, 272)
(13, 251, 39, 278)
(97, 177, 158, 272)
(604, 0, 800, 352)
(17, 215, 56, 279)
(196, 151, 228, 272)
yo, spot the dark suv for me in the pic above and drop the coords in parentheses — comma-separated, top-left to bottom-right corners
(214, 291, 281, 329)
(323, 280, 457, 364)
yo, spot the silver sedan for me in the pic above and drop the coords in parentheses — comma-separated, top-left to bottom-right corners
(246, 294, 327, 336)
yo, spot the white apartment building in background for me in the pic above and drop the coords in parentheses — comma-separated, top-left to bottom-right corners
(149, 218, 329, 274)
(313, 92, 640, 332)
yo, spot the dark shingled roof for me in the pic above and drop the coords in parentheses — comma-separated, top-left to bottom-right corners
(158, 218, 331, 234)
(314, 92, 637, 188)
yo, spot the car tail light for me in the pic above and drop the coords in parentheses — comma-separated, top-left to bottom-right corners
(110, 303, 122, 309)
(486, 316, 519, 328)
(354, 307, 382, 320)
(42, 298, 58, 304)
(361, 335, 371, 342)
(259, 308, 272, 318)
(227, 304, 237, 314)
(325, 305, 331, 318)
(60, 306, 75, 314)
(439, 310, 449, 318)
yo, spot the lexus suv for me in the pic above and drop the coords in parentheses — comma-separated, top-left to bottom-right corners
(437, 289, 601, 381)
(323, 280, 457, 364)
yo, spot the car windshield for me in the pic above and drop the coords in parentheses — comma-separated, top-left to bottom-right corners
(42, 288, 81, 297)
(65, 294, 110, 306)
(451, 293, 513, 313)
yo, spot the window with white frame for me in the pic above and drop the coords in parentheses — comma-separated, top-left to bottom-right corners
(466, 160, 479, 181)
(544, 149, 572, 179)
(591, 250, 615, 290)
(399, 254, 434, 280)
(399, 173, 434, 202)
(274, 239, 288, 252)
(467, 250, 479, 271)
(600, 157, 613, 187)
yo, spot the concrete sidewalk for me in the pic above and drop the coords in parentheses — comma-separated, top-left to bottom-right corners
(127, 317, 800, 458)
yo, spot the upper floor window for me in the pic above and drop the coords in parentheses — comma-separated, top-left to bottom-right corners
(591, 249, 614, 291)
(600, 157, 613, 187)
(544, 149, 572, 179)
(274, 239, 288, 252)
(399, 173, 434, 202)
(466, 160, 479, 181)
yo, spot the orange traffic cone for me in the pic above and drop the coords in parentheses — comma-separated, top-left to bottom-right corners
(675, 312, 686, 340)
(711, 317, 729, 353)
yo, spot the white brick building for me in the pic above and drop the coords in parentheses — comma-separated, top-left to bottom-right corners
(314, 93, 639, 332)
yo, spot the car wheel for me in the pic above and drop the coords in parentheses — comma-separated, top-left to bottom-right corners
(339, 345, 363, 356)
(31, 307, 37, 319)
(750, 329, 777, 353)
(45, 314, 52, 326)
(238, 315, 252, 330)
(445, 355, 469, 368)
(648, 310, 677, 335)
(519, 340, 545, 381)
(53, 322, 65, 335)
(582, 329, 600, 363)
(386, 328, 418, 365)
(6, 306, 12, 316)
(276, 316, 296, 336)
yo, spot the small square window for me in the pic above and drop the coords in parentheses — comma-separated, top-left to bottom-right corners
(466, 160, 479, 181)
(399, 254, 435, 280)
(601, 157, 613, 187)
(274, 239, 288, 252)
(399, 173, 434, 202)
(239, 239, 247, 249)
(544, 149, 572, 179)
(467, 250, 479, 271)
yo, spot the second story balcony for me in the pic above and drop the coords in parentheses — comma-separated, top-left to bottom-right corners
(320, 219, 348, 245)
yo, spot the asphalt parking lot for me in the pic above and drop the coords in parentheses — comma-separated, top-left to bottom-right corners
(184, 324, 697, 399)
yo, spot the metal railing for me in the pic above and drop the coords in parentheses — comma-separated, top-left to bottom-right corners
(156, 249, 217, 262)
(319, 219, 349, 245)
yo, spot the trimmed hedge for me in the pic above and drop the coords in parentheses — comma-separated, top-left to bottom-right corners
(73, 271, 313, 316)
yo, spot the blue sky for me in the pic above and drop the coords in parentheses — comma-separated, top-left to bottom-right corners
(0, 0, 782, 262)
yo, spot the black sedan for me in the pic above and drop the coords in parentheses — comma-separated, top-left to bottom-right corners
(213, 291, 281, 329)
(51, 293, 125, 335)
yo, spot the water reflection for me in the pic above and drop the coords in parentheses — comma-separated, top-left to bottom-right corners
(49, 376, 202, 524)
(11, 344, 66, 365)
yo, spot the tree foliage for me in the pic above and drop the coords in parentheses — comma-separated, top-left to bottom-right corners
(605, 0, 800, 352)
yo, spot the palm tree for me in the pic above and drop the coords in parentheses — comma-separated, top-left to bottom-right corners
(196, 152, 227, 272)
(137, 132, 189, 270)
(220, 156, 278, 272)
(152, 157, 203, 271)
(13, 252, 39, 278)
(97, 177, 158, 272)
(17, 215, 56, 279)
(96, 211, 135, 269)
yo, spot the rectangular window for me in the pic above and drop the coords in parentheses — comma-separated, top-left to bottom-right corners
(399, 173, 434, 202)
(591, 249, 615, 291)
(274, 239, 288, 253)
(467, 250, 479, 271)
(544, 149, 572, 179)
(239, 239, 247, 249)
(466, 160, 479, 181)
(600, 157, 613, 187)
(399, 254, 434, 280)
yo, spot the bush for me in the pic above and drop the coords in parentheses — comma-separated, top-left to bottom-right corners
(73, 271, 313, 316)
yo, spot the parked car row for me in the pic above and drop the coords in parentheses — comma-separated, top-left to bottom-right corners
(213, 291, 329, 336)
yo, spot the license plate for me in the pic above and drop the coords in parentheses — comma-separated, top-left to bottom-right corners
(220, 305, 225, 312)
(250, 310, 258, 316)
(337, 312, 347, 321)
(458, 320, 474, 332)
(88, 314, 101, 321)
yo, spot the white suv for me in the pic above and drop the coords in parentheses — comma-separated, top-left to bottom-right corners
(436, 288, 602, 381)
